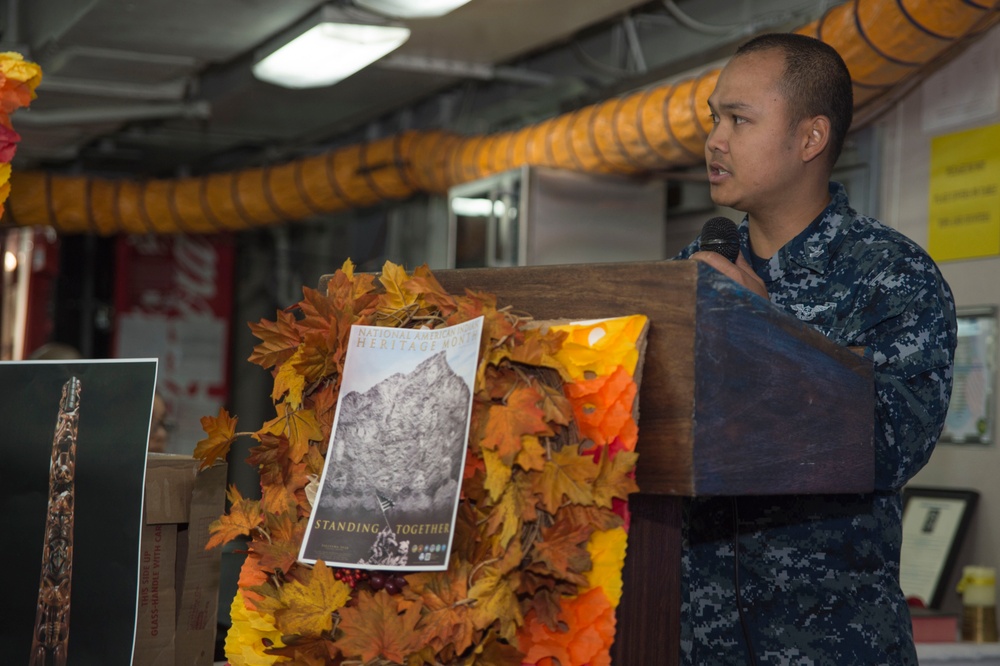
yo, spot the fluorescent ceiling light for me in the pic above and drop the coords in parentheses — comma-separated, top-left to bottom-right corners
(355, 0, 473, 18)
(451, 197, 506, 217)
(253, 7, 410, 89)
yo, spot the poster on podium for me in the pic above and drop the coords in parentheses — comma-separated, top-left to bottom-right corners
(0, 359, 157, 665)
(300, 317, 483, 571)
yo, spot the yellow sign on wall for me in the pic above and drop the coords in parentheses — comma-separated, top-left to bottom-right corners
(928, 123, 1000, 262)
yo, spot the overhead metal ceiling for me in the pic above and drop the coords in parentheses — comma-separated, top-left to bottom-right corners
(5, 0, 836, 178)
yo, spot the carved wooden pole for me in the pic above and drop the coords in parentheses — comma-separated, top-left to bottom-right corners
(30, 377, 81, 666)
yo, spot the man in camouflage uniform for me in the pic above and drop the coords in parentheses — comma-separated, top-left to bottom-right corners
(676, 33, 957, 664)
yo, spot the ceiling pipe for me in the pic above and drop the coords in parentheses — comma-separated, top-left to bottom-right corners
(38, 75, 191, 101)
(5, 0, 1000, 235)
(14, 101, 211, 127)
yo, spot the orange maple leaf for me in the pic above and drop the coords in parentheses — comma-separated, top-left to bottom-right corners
(480, 385, 552, 464)
(297, 286, 336, 333)
(264, 635, 339, 666)
(334, 590, 424, 663)
(536, 444, 599, 513)
(307, 383, 337, 441)
(556, 503, 624, 534)
(260, 404, 324, 463)
(253, 513, 305, 575)
(236, 551, 268, 610)
(206, 485, 263, 549)
(474, 629, 526, 666)
(247, 432, 291, 488)
(273, 561, 351, 637)
(248, 308, 301, 369)
(449, 290, 494, 328)
(294, 323, 344, 385)
(505, 326, 565, 369)
(193, 407, 237, 470)
(529, 520, 592, 586)
(259, 474, 301, 517)
(399, 561, 477, 654)
(406, 266, 457, 315)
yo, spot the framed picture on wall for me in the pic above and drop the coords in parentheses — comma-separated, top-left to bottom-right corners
(900, 486, 979, 609)
(940, 306, 996, 445)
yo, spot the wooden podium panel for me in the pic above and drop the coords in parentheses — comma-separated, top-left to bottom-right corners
(434, 260, 874, 496)
(431, 260, 875, 665)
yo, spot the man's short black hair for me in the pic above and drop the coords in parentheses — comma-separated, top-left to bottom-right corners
(736, 33, 853, 168)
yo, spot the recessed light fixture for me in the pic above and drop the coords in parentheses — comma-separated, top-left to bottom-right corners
(354, 0, 473, 19)
(253, 6, 410, 89)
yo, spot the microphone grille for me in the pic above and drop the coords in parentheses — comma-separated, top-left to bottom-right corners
(701, 216, 739, 244)
(699, 216, 740, 262)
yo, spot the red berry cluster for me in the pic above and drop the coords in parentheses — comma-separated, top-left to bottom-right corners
(332, 568, 370, 589)
(369, 571, 409, 595)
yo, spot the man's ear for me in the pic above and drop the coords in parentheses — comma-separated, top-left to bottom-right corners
(801, 115, 831, 164)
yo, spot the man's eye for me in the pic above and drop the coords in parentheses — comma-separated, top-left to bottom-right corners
(734, 115, 747, 124)
(709, 112, 719, 124)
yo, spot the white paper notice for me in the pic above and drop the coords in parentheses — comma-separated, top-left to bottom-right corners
(900, 497, 967, 605)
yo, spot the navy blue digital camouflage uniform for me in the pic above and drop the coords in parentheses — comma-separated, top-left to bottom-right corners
(675, 183, 957, 665)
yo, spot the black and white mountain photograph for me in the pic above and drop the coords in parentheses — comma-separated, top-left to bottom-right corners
(300, 317, 483, 570)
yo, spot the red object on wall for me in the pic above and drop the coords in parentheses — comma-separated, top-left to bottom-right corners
(22, 230, 60, 356)
(113, 234, 235, 453)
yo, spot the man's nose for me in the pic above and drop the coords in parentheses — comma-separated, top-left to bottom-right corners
(706, 124, 727, 154)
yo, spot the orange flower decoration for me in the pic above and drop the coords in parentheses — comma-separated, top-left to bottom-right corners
(520, 587, 616, 666)
(564, 365, 638, 450)
(0, 52, 41, 215)
(585, 527, 628, 607)
(550, 315, 648, 381)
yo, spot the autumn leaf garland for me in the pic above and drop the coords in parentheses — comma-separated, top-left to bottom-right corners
(0, 52, 41, 211)
(198, 260, 646, 666)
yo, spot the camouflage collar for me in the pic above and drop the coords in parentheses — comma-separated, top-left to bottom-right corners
(743, 182, 852, 283)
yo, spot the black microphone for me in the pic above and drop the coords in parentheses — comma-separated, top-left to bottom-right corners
(698, 216, 740, 263)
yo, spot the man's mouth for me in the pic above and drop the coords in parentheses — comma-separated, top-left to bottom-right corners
(708, 163, 731, 181)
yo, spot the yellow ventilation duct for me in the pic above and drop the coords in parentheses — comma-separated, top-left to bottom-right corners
(7, 0, 1000, 235)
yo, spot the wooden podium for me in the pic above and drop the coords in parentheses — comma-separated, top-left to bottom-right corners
(434, 260, 875, 665)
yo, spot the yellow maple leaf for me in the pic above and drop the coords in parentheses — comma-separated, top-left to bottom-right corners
(341, 257, 355, 281)
(260, 404, 324, 463)
(536, 445, 599, 513)
(274, 561, 351, 637)
(591, 446, 639, 509)
(376, 260, 417, 320)
(515, 434, 546, 472)
(468, 565, 523, 642)
(482, 446, 512, 503)
(193, 407, 238, 470)
(484, 481, 522, 550)
(272, 348, 306, 409)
